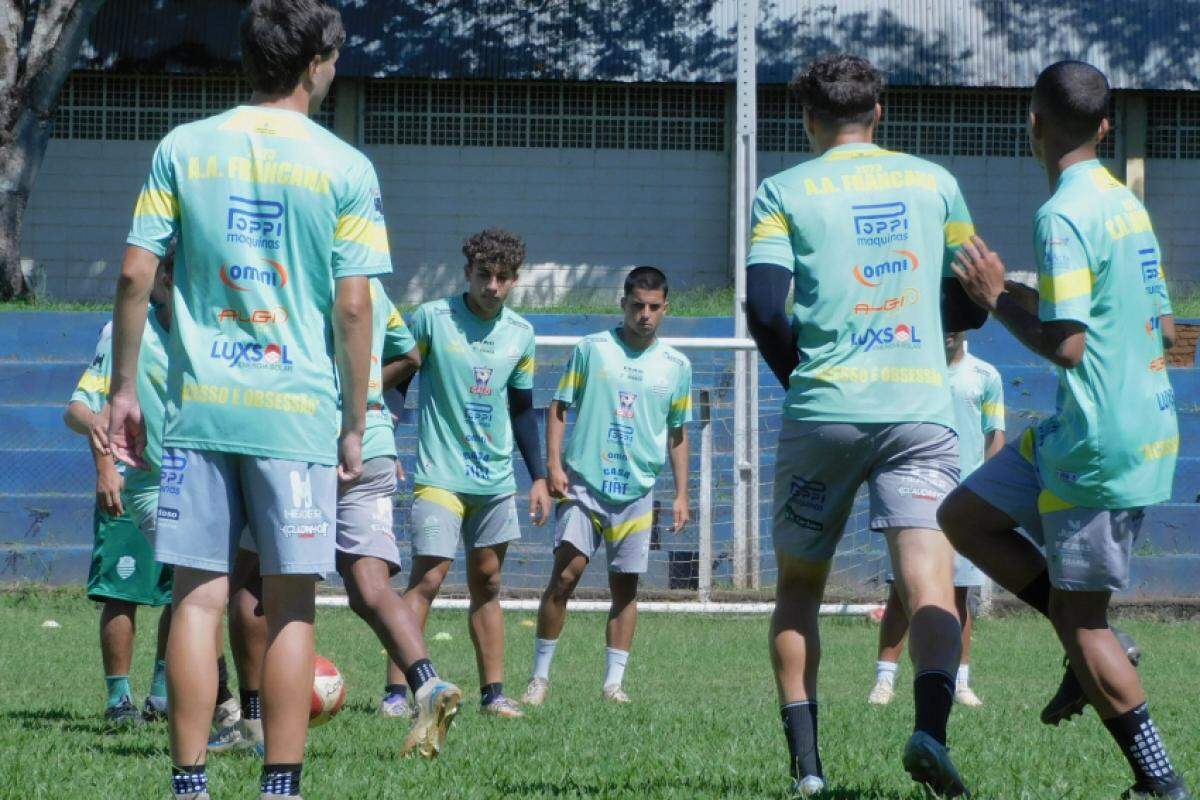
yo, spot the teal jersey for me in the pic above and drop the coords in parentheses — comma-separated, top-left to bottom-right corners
(747, 143, 975, 431)
(1030, 161, 1177, 508)
(70, 310, 171, 487)
(554, 329, 693, 503)
(127, 106, 392, 465)
(410, 295, 536, 494)
(947, 350, 1005, 479)
(361, 279, 416, 462)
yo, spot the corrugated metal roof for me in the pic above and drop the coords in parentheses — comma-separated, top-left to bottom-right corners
(78, 0, 1200, 90)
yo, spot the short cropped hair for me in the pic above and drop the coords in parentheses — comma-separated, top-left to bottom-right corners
(1033, 61, 1111, 144)
(790, 54, 883, 127)
(462, 228, 526, 273)
(241, 0, 345, 95)
(624, 266, 669, 298)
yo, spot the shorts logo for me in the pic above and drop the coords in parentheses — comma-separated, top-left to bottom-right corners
(852, 201, 910, 247)
(160, 452, 187, 496)
(616, 391, 637, 419)
(285, 470, 322, 521)
(217, 307, 289, 325)
(422, 517, 440, 538)
(371, 497, 392, 535)
(210, 339, 294, 370)
(226, 196, 285, 250)
(470, 366, 494, 395)
(116, 556, 137, 580)
(849, 323, 923, 352)
(853, 287, 919, 315)
(788, 477, 826, 511)
(853, 250, 919, 287)
(219, 260, 289, 292)
(783, 506, 824, 531)
(1056, 470, 1080, 484)
(157, 507, 180, 521)
(897, 486, 943, 501)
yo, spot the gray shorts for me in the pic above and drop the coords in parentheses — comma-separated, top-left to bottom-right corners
(155, 448, 336, 576)
(885, 553, 985, 588)
(336, 457, 401, 575)
(555, 476, 654, 574)
(410, 484, 520, 560)
(773, 420, 959, 561)
(961, 438, 1145, 592)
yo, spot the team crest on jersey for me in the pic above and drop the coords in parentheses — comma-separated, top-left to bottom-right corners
(471, 366, 494, 395)
(617, 390, 637, 418)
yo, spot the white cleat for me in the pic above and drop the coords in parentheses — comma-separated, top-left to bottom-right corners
(402, 679, 463, 758)
(792, 775, 827, 797)
(480, 694, 524, 718)
(954, 684, 983, 707)
(379, 692, 412, 718)
(868, 679, 896, 706)
(601, 684, 631, 704)
(521, 677, 549, 706)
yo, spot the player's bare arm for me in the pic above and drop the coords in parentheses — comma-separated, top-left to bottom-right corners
(667, 425, 690, 533)
(954, 234, 1085, 368)
(545, 399, 569, 498)
(1160, 314, 1176, 350)
(334, 275, 373, 482)
(381, 347, 421, 391)
(984, 429, 1005, 460)
(107, 245, 158, 468)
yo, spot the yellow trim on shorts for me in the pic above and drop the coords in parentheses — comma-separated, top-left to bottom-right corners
(1037, 489, 1075, 515)
(413, 485, 465, 518)
(1019, 428, 1036, 463)
(602, 511, 654, 543)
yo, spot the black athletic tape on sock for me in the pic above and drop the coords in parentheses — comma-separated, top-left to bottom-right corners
(913, 670, 955, 746)
(404, 659, 437, 693)
(261, 763, 303, 797)
(1103, 703, 1179, 788)
(780, 701, 822, 780)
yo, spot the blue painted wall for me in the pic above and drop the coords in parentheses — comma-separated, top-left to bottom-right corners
(2, 311, 1196, 597)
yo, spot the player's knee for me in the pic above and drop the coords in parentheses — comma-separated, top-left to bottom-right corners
(1047, 591, 1107, 634)
(548, 570, 580, 602)
(468, 568, 503, 601)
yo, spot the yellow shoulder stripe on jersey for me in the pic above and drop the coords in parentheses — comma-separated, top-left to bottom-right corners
(981, 401, 1004, 419)
(335, 215, 390, 255)
(219, 110, 312, 140)
(826, 148, 898, 161)
(557, 371, 583, 393)
(944, 221, 975, 248)
(602, 511, 654, 543)
(133, 189, 178, 220)
(514, 354, 535, 375)
(1039, 267, 1092, 304)
(1037, 489, 1075, 515)
(75, 372, 110, 394)
(750, 211, 789, 244)
(1088, 167, 1123, 191)
(413, 485, 466, 518)
(670, 395, 692, 414)
(386, 308, 406, 330)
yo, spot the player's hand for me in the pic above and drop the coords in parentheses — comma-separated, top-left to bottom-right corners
(952, 234, 1007, 312)
(547, 465, 569, 498)
(395, 458, 407, 483)
(106, 388, 147, 469)
(529, 479, 552, 527)
(89, 404, 113, 456)
(338, 428, 364, 483)
(672, 494, 691, 533)
(96, 464, 125, 517)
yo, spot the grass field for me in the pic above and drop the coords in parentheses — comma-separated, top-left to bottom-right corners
(1, 590, 1197, 799)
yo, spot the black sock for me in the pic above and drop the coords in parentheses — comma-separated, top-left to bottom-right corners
(240, 688, 261, 721)
(172, 765, 207, 797)
(781, 701, 822, 780)
(913, 670, 955, 746)
(1015, 571, 1051, 618)
(260, 763, 303, 797)
(216, 656, 233, 705)
(405, 659, 438, 693)
(1103, 703, 1179, 788)
(384, 684, 408, 700)
(481, 682, 504, 706)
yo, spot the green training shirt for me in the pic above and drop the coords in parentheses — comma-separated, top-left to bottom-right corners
(947, 349, 1005, 479)
(361, 278, 416, 463)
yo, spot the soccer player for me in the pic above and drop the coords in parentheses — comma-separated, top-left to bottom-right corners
(869, 326, 1006, 708)
(400, 228, 552, 718)
(521, 266, 691, 707)
(942, 61, 1190, 800)
(745, 54, 986, 797)
(105, 1, 386, 797)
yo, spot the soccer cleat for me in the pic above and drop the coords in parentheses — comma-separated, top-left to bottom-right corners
(1042, 627, 1141, 726)
(903, 731, 969, 798)
(208, 717, 263, 754)
(868, 679, 896, 706)
(480, 694, 524, 719)
(212, 696, 241, 730)
(791, 775, 827, 797)
(104, 697, 142, 729)
(1123, 778, 1193, 799)
(953, 684, 983, 707)
(142, 695, 169, 721)
(521, 677, 550, 706)
(401, 679, 463, 758)
(601, 684, 631, 704)
(379, 692, 412, 719)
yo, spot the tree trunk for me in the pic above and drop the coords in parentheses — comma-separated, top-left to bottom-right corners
(0, 116, 50, 300)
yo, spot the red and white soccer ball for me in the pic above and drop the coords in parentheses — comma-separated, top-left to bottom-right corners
(309, 655, 346, 728)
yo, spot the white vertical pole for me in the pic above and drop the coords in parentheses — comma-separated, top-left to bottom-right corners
(732, 0, 758, 588)
(697, 390, 713, 602)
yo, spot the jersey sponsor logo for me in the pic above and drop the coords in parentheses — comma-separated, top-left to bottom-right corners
(853, 250, 919, 287)
(1157, 388, 1175, 412)
(622, 365, 644, 382)
(226, 195, 285, 249)
(464, 402, 494, 428)
(217, 306, 289, 325)
(1138, 247, 1168, 299)
(853, 287, 919, 315)
(849, 323, 923, 352)
(601, 478, 631, 496)
(1140, 435, 1179, 461)
(220, 260, 289, 292)
(159, 452, 188, 496)
(470, 366, 495, 395)
(852, 201, 910, 247)
(607, 423, 634, 445)
(601, 449, 629, 463)
(617, 391, 637, 419)
(209, 338, 295, 370)
(463, 449, 493, 481)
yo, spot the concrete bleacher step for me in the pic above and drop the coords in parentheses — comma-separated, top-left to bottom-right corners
(1, 404, 82, 450)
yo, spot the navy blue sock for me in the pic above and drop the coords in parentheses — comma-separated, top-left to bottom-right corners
(781, 701, 822, 780)
(404, 659, 437, 693)
(913, 670, 955, 745)
(481, 682, 504, 706)
(260, 763, 302, 797)
(1103, 703, 1179, 789)
(240, 688, 261, 720)
(172, 765, 207, 797)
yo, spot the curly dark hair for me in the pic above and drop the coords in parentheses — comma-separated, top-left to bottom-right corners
(790, 53, 883, 126)
(462, 228, 526, 273)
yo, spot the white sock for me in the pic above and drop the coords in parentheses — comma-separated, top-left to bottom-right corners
(876, 660, 899, 684)
(956, 664, 970, 687)
(532, 638, 558, 681)
(604, 647, 629, 688)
